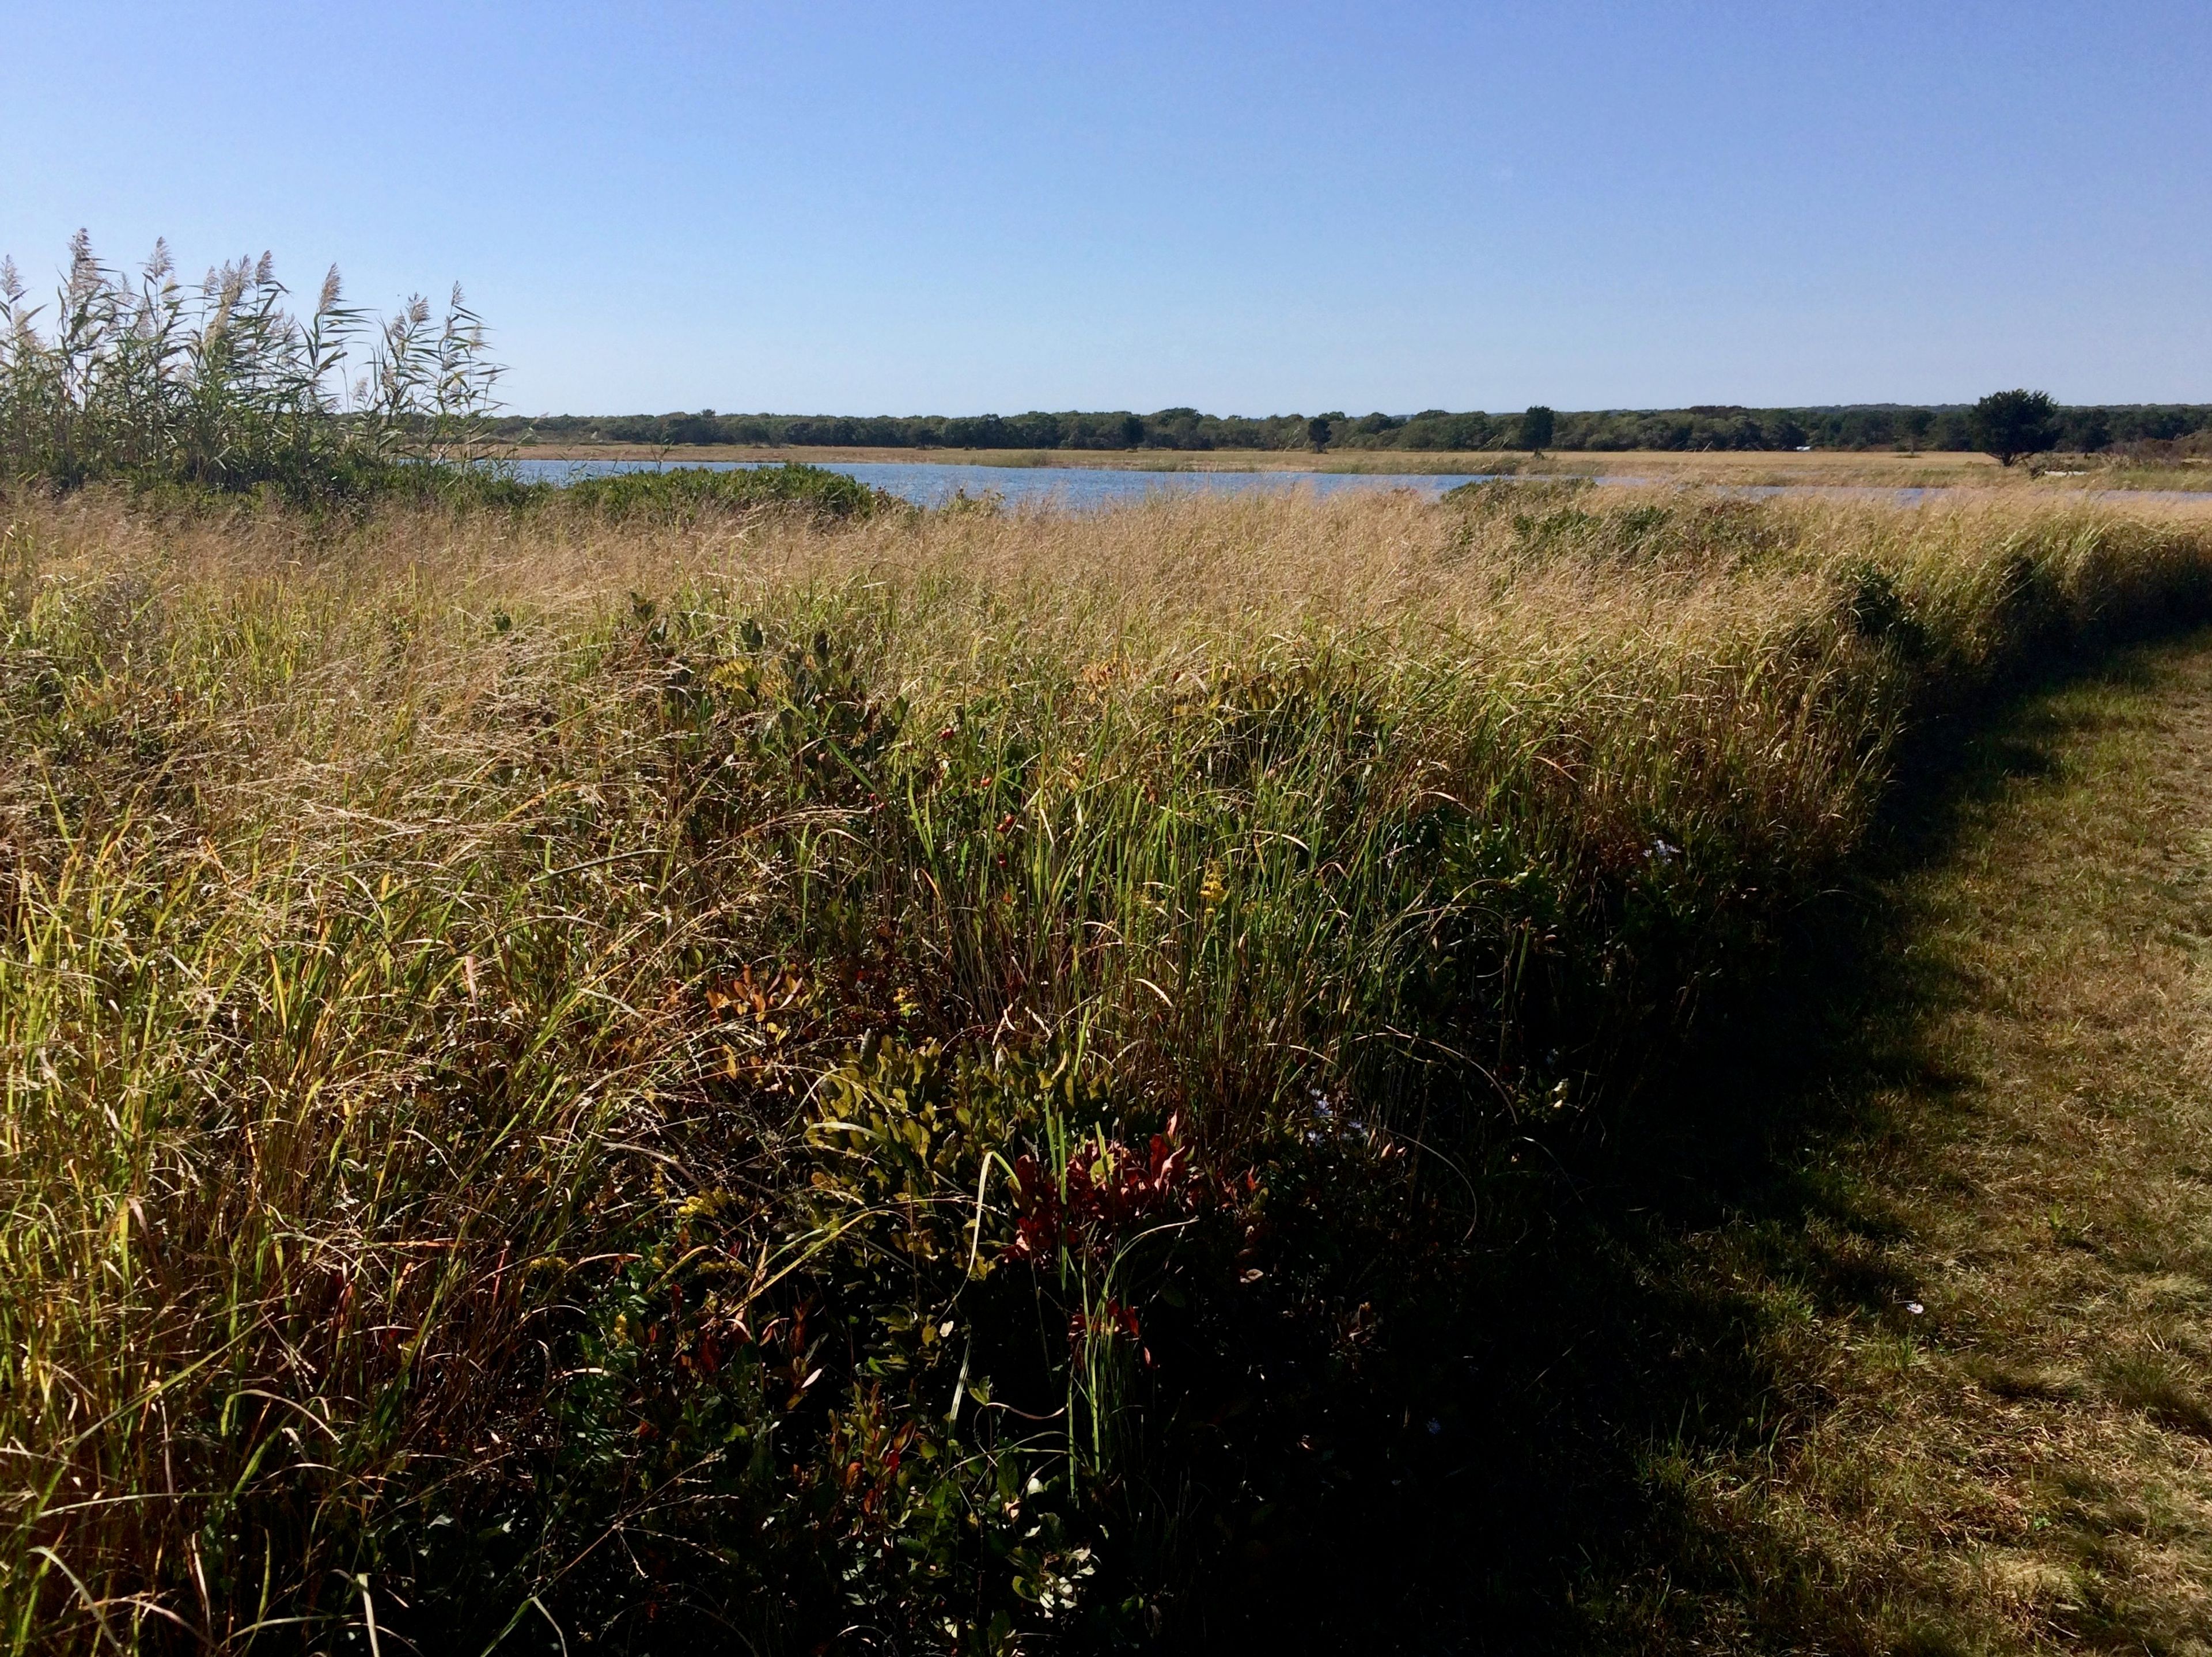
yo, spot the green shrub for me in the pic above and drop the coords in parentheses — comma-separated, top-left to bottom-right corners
(562, 462, 886, 521)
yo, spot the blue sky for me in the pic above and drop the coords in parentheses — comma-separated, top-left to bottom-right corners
(3, 2, 2206, 415)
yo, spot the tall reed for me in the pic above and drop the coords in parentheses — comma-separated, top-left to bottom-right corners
(0, 234, 501, 496)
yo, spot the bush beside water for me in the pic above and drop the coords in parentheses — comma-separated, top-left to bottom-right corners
(4, 468, 2212, 1650)
(560, 461, 887, 520)
(0, 233, 879, 526)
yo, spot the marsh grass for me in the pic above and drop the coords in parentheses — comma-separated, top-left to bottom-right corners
(2048, 462, 2212, 494)
(0, 234, 503, 499)
(4, 484, 2212, 1651)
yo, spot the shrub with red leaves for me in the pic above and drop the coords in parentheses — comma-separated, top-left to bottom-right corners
(1003, 1116, 1200, 1265)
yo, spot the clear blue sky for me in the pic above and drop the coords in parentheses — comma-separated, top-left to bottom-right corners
(3, 1, 2205, 415)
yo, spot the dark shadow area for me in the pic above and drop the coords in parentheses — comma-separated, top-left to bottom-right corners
(1163, 635, 2206, 1655)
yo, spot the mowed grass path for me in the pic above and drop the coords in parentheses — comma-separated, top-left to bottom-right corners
(1177, 636, 2212, 1656)
(1638, 634, 2212, 1654)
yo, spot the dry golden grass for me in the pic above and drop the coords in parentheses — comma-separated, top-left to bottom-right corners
(8, 483, 2212, 1651)
(2044, 459, 2212, 495)
(1522, 448, 2012, 487)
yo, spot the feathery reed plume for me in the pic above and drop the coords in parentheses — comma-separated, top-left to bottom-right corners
(0, 232, 505, 495)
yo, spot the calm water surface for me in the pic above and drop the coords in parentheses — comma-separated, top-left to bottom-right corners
(504, 458, 2210, 512)
(506, 457, 1506, 508)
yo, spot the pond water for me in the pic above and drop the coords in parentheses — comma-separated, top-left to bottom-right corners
(505, 457, 1508, 509)
(501, 458, 2211, 513)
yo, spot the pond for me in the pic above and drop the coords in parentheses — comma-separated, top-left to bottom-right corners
(500, 458, 2212, 513)
(503, 457, 1510, 509)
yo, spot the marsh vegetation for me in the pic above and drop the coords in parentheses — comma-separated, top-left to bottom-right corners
(5, 468, 2212, 1650)
(0, 235, 507, 501)
(9, 232, 2212, 1652)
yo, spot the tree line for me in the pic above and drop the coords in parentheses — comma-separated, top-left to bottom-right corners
(497, 400, 2212, 455)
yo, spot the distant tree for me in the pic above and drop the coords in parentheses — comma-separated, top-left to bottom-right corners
(1970, 389, 2061, 466)
(2066, 407, 2112, 453)
(1146, 407, 1203, 448)
(658, 412, 724, 444)
(1307, 415, 1333, 451)
(1930, 409, 1974, 450)
(1119, 414, 1145, 448)
(1516, 405, 1555, 451)
(1898, 408, 1934, 452)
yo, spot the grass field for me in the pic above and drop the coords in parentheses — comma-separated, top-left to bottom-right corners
(2043, 459, 2212, 494)
(6, 481, 2212, 1651)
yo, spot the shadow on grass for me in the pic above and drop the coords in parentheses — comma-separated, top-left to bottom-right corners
(1165, 638, 2202, 1655)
